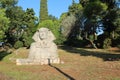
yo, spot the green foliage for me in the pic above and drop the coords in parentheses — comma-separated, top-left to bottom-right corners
(117, 45, 120, 48)
(60, 3, 85, 47)
(0, 0, 37, 48)
(97, 33, 110, 48)
(113, 36, 120, 48)
(23, 8, 38, 28)
(22, 32, 34, 48)
(59, 13, 68, 23)
(69, 3, 83, 16)
(60, 3, 83, 39)
(54, 34, 66, 45)
(60, 14, 77, 37)
(0, 8, 10, 41)
(81, 0, 108, 48)
(0, 51, 11, 61)
(5, 7, 37, 47)
(0, 0, 24, 44)
(103, 9, 119, 36)
(102, 8, 120, 47)
(38, 19, 66, 45)
(40, 0, 48, 22)
(100, 0, 116, 9)
(14, 40, 23, 49)
(79, 0, 89, 7)
(38, 20, 60, 38)
(48, 14, 58, 21)
(6, 6, 25, 28)
(84, 0, 107, 20)
(5, 6, 25, 44)
(0, 0, 18, 8)
(113, 8, 120, 35)
(103, 38, 112, 49)
(89, 35, 94, 41)
(38, 20, 66, 44)
(21, 8, 37, 47)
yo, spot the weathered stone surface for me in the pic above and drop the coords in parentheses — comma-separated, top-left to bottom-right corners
(16, 28, 60, 65)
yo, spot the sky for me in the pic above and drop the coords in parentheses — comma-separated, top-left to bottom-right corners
(18, 0, 79, 19)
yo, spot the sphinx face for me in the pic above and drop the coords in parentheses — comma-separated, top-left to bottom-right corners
(39, 29, 48, 40)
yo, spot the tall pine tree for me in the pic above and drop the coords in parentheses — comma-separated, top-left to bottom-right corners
(39, 0, 48, 22)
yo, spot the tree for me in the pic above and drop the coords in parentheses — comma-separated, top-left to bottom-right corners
(60, 3, 87, 47)
(68, 3, 84, 39)
(22, 8, 38, 47)
(84, 0, 107, 20)
(79, 0, 89, 7)
(5, 6, 25, 46)
(61, 14, 77, 38)
(100, 0, 120, 48)
(39, 0, 48, 22)
(0, 0, 38, 48)
(48, 14, 58, 21)
(68, 3, 83, 16)
(0, 0, 24, 46)
(0, 8, 10, 42)
(83, 0, 107, 48)
(0, 0, 18, 8)
(113, 8, 120, 34)
(59, 13, 68, 23)
(100, 0, 116, 9)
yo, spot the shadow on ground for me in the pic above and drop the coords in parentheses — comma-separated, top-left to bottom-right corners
(59, 46, 120, 61)
(49, 64, 75, 80)
(0, 50, 11, 61)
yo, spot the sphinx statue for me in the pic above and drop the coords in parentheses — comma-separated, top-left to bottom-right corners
(16, 28, 60, 65)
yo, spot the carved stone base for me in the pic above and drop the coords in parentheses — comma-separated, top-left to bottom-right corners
(16, 58, 60, 65)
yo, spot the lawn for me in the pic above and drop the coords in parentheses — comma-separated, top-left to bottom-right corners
(0, 46, 120, 80)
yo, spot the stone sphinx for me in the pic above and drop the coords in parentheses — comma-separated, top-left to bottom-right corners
(16, 28, 60, 65)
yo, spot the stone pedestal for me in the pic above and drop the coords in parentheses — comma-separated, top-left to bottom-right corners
(16, 58, 60, 65)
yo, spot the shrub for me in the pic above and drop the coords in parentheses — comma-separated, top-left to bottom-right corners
(113, 37, 120, 48)
(38, 20, 60, 39)
(14, 41, 23, 49)
(103, 38, 112, 49)
(23, 38, 33, 48)
(117, 45, 120, 48)
(22, 36, 33, 48)
(54, 34, 66, 45)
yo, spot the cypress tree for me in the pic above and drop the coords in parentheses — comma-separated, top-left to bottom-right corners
(39, 0, 48, 22)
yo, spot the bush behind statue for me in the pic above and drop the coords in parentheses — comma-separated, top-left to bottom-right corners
(14, 41, 23, 49)
(38, 20, 65, 45)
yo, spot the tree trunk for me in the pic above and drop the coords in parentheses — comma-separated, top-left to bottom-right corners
(112, 31, 115, 39)
(85, 32, 98, 49)
(89, 40, 98, 49)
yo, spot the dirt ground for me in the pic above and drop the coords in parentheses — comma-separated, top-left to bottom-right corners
(0, 46, 120, 80)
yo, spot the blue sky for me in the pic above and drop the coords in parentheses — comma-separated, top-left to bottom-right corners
(18, 0, 79, 18)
